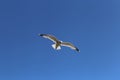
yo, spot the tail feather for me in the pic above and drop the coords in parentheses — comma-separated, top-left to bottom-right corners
(57, 46, 61, 50)
(52, 44, 61, 50)
(52, 44, 56, 49)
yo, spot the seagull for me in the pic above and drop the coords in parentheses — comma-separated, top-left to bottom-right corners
(39, 34, 80, 52)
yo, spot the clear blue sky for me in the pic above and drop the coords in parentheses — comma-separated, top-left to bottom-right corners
(0, 0, 120, 80)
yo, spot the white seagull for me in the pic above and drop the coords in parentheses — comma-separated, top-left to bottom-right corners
(39, 34, 80, 52)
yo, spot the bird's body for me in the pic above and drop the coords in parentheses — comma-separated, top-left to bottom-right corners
(39, 34, 80, 52)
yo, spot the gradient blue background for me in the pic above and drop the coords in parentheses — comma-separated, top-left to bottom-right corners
(0, 0, 120, 80)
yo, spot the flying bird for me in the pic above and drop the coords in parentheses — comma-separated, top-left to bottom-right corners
(39, 34, 80, 52)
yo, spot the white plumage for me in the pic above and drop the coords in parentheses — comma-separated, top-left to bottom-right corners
(39, 34, 80, 52)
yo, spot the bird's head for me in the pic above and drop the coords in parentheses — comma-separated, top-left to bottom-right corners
(60, 40, 63, 42)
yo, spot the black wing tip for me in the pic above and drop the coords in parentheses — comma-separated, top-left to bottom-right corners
(39, 34, 46, 36)
(76, 48, 80, 52)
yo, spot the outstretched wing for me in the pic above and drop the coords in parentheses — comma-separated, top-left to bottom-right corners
(39, 34, 59, 43)
(61, 42, 80, 52)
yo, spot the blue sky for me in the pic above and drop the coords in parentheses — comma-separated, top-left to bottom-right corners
(0, 0, 120, 80)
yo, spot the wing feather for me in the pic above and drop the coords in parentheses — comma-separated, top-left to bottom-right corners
(61, 42, 80, 52)
(40, 34, 59, 43)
